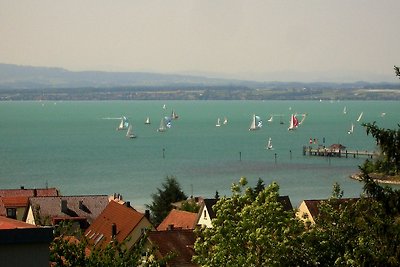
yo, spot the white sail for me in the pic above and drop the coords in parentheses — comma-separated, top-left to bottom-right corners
(116, 116, 128, 130)
(357, 112, 363, 122)
(157, 118, 167, 132)
(298, 113, 307, 125)
(145, 117, 150, 124)
(266, 137, 273, 150)
(347, 123, 354, 134)
(343, 106, 347, 114)
(126, 125, 136, 138)
(223, 117, 228, 125)
(216, 118, 221, 127)
(267, 115, 273, 122)
(249, 114, 261, 131)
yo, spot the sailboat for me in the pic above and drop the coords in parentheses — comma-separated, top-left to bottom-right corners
(249, 114, 262, 131)
(126, 125, 136, 138)
(288, 114, 299, 131)
(145, 117, 151, 125)
(267, 115, 273, 122)
(171, 110, 179, 119)
(266, 137, 273, 150)
(357, 112, 363, 122)
(216, 118, 221, 127)
(116, 116, 129, 130)
(223, 117, 228, 125)
(157, 118, 167, 132)
(343, 106, 347, 114)
(347, 123, 354, 135)
(298, 113, 307, 125)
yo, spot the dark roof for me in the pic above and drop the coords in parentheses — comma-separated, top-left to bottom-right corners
(148, 229, 198, 267)
(157, 209, 197, 231)
(278, 196, 294, 211)
(84, 201, 151, 248)
(303, 198, 359, 221)
(203, 199, 218, 219)
(29, 195, 109, 226)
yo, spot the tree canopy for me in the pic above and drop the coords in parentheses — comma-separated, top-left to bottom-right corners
(146, 175, 187, 226)
(363, 122, 400, 175)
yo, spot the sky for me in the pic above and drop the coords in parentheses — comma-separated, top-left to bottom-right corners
(1, 1, 399, 82)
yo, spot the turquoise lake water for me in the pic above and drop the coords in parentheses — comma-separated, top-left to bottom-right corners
(0, 100, 398, 210)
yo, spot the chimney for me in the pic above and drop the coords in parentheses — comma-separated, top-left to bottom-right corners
(61, 199, 68, 213)
(33, 189, 37, 197)
(20, 186, 25, 190)
(111, 223, 117, 238)
(144, 210, 150, 220)
(124, 201, 130, 208)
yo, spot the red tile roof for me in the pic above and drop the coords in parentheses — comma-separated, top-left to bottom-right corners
(157, 209, 197, 231)
(2, 196, 29, 207)
(0, 215, 38, 229)
(0, 187, 59, 197)
(148, 229, 198, 267)
(85, 201, 151, 248)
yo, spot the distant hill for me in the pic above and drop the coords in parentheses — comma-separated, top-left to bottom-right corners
(0, 63, 399, 100)
(0, 63, 246, 89)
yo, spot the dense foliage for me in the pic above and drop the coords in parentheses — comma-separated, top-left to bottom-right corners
(50, 222, 162, 267)
(193, 177, 306, 266)
(146, 176, 187, 226)
(194, 175, 400, 266)
(363, 122, 400, 175)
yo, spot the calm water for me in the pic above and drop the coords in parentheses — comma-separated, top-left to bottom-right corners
(0, 100, 398, 210)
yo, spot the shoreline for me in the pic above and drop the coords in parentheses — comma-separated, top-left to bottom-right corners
(350, 173, 400, 185)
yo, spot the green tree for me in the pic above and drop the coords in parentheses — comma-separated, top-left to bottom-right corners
(147, 175, 187, 225)
(50, 222, 162, 266)
(303, 182, 400, 266)
(363, 122, 400, 175)
(193, 177, 306, 266)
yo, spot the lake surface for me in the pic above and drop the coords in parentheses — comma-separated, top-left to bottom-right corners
(0, 100, 398, 210)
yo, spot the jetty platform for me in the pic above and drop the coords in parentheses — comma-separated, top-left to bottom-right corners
(303, 145, 376, 159)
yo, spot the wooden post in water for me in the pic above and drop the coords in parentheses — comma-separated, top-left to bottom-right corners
(163, 148, 165, 159)
(239, 151, 242, 161)
(274, 153, 277, 164)
(290, 150, 292, 160)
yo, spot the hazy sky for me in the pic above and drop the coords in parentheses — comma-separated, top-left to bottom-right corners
(1, 1, 399, 82)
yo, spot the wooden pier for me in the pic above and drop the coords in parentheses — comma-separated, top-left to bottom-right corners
(303, 145, 376, 159)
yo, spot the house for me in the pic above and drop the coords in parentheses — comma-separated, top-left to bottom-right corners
(157, 209, 198, 231)
(197, 196, 293, 228)
(147, 229, 198, 267)
(0, 186, 59, 221)
(25, 195, 109, 228)
(196, 198, 218, 228)
(0, 196, 29, 220)
(0, 216, 53, 267)
(297, 198, 359, 225)
(84, 200, 153, 249)
(328, 144, 346, 152)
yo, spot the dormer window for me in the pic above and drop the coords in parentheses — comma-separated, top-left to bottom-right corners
(6, 208, 17, 219)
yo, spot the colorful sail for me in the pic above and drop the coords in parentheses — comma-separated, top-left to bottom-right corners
(288, 114, 299, 130)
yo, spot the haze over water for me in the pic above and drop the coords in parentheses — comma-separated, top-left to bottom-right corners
(0, 100, 398, 210)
